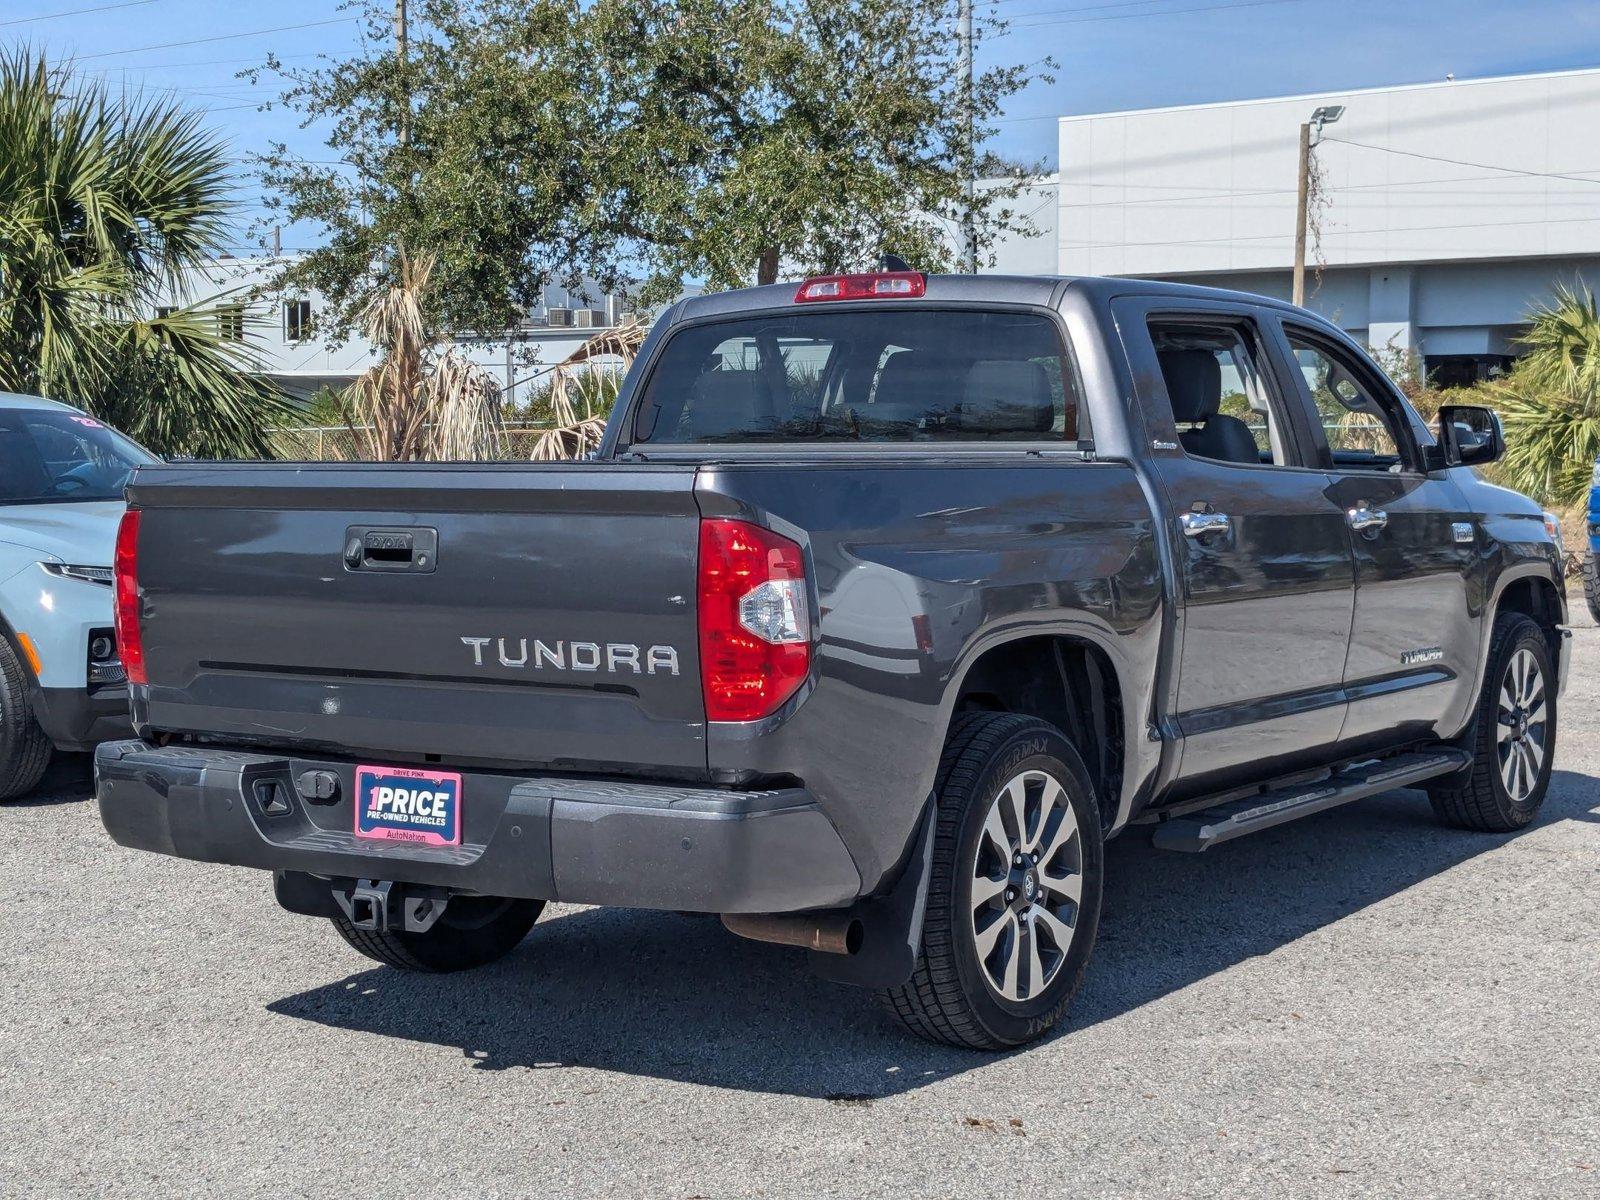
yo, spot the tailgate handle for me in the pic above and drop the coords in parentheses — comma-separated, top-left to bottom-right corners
(343, 526, 438, 573)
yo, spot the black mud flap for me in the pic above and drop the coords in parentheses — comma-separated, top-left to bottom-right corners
(807, 801, 936, 989)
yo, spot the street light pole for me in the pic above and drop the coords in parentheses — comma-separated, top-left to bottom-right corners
(958, 0, 977, 273)
(1292, 105, 1343, 308)
(1292, 120, 1311, 307)
(395, 0, 410, 148)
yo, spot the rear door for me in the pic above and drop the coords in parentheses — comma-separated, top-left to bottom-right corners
(1115, 297, 1356, 788)
(1274, 322, 1479, 747)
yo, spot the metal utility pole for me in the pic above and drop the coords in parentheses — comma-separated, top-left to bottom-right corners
(394, 0, 410, 147)
(958, 0, 977, 274)
(1292, 120, 1311, 307)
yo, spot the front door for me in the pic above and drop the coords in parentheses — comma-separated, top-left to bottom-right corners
(1276, 323, 1480, 747)
(1117, 300, 1357, 790)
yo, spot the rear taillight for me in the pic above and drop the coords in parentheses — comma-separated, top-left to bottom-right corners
(697, 518, 811, 722)
(113, 508, 146, 685)
(794, 271, 926, 303)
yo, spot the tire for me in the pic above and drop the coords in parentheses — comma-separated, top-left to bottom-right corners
(0, 637, 51, 802)
(879, 711, 1104, 1050)
(1428, 612, 1556, 832)
(1583, 550, 1600, 624)
(333, 895, 544, 972)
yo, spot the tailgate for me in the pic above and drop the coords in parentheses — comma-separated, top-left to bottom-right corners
(128, 463, 707, 775)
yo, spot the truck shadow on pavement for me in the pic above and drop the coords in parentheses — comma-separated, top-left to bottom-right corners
(268, 774, 1600, 1100)
(13, 754, 94, 807)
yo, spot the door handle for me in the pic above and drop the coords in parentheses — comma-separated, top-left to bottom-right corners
(1347, 506, 1389, 533)
(1180, 511, 1232, 540)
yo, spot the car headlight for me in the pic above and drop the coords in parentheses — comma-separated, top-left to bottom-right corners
(41, 563, 114, 586)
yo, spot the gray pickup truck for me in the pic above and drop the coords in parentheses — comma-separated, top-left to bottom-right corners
(96, 272, 1568, 1049)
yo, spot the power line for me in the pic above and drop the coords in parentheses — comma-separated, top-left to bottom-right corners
(1061, 213, 1600, 251)
(0, 0, 164, 27)
(76, 16, 353, 62)
(993, 0, 1312, 32)
(1058, 168, 1600, 209)
(95, 51, 326, 72)
(1321, 137, 1600, 188)
(986, 0, 1235, 13)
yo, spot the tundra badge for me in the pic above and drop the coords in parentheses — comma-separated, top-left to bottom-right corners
(461, 636, 681, 676)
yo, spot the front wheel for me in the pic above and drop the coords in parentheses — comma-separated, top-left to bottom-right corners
(333, 895, 544, 972)
(1583, 550, 1600, 624)
(0, 637, 51, 802)
(1429, 612, 1556, 832)
(879, 712, 1104, 1050)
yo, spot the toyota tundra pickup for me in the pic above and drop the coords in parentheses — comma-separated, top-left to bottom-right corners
(95, 273, 1569, 1050)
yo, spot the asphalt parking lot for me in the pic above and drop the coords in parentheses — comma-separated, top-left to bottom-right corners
(3, 616, 1597, 1199)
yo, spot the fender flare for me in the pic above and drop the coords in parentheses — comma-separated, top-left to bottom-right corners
(934, 616, 1151, 832)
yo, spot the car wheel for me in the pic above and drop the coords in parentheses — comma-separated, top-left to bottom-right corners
(0, 637, 52, 801)
(879, 711, 1104, 1050)
(1582, 550, 1600, 624)
(332, 895, 544, 972)
(1428, 612, 1555, 832)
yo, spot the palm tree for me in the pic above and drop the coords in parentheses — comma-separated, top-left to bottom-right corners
(0, 50, 295, 456)
(1487, 285, 1600, 508)
(342, 251, 506, 460)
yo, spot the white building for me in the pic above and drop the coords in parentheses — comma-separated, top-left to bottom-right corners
(155, 257, 642, 403)
(1011, 68, 1600, 385)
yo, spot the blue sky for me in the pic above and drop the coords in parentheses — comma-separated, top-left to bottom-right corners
(6, 0, 1600, 248)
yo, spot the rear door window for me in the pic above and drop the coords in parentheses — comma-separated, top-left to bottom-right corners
(632, 309, 1082, 444)
(1147, 319, 1299, 468)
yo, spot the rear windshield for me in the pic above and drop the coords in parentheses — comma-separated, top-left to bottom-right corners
(632, 308, 1082, 444)
(0, 409, 157, 504)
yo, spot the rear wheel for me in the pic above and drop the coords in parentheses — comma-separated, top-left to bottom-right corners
(0, 637, 51, 802)
(879, 712, 1104, 1050)
(333, 896, 544, 972)
(1429, 612, 1555, 832)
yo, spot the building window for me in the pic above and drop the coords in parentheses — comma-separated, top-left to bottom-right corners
(1425, 355, 1515, 389)
(217, 305, 246, 342)
(284, 298, 313, 343)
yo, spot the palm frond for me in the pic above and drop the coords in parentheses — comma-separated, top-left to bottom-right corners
(341, 251, 506, 461)
(0, 49, 282, 457)
(1486, 283, 1600, 507)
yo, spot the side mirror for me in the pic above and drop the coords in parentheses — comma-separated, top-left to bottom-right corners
(1433, 404, 1505, 468)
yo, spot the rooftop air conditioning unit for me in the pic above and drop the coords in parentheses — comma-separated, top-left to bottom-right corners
(573, 308, 608, 329)
(545, 307, 574, 327)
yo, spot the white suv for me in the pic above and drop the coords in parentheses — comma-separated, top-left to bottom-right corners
(0, 392, 157, 798)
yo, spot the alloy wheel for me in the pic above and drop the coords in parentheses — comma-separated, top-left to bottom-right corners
(1496, 647, 1547, 804)
(969, 769, 1084, 1002)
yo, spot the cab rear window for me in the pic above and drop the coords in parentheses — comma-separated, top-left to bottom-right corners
(631, 309, 1082, 444)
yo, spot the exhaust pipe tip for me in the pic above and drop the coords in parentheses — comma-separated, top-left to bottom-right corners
(721, 911, 864, 957)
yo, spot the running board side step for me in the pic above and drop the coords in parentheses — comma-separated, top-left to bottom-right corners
(1151, 749, 1471, 853)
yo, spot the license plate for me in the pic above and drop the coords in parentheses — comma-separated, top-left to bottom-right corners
(353, 765, 462, 847)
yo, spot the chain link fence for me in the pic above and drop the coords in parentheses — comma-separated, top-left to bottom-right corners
(269, 423, 570, 461)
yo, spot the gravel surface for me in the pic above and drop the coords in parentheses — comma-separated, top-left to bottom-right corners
(3, 615, 1597, 1199)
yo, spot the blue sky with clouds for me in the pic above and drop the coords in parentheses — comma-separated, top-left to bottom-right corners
(6, 0, 1600, 247)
